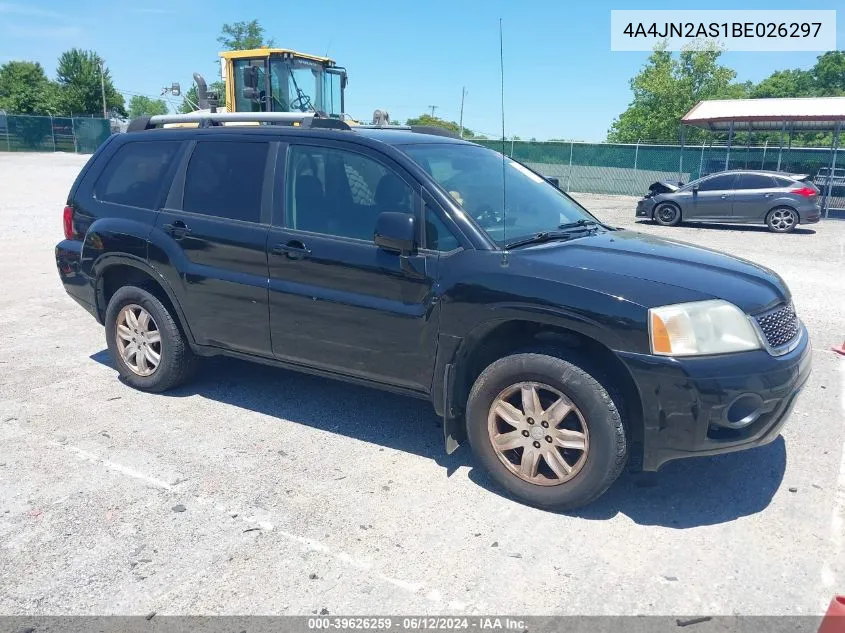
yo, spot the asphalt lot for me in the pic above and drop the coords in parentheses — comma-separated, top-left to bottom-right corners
(0, 152, 843, 616)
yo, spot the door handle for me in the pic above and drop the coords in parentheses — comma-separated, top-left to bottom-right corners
(163, 221, 192, 239)
(720, 194, 728, 198)
(273, 240, 312, 260)
(764, 193, 773, 198)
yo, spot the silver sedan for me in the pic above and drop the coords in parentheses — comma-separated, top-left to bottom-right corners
(636, 170, 821, 233)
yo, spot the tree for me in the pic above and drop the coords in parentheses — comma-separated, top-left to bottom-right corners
(813, 51, 845, 96)
(128, 95, 169, 118)
(217, 20, 274, 50)
(0, 61, 61, 114)
(56, 49, 126, 117)
(608, 44, 746, 143)
(405, 113, 478, 138)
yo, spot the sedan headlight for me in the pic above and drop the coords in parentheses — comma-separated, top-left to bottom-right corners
(649, 300, 761, 356)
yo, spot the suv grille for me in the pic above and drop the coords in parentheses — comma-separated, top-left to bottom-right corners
(754, 302, 800, 350)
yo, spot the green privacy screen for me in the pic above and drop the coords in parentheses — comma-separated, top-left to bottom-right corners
(1, 115, 112, 154)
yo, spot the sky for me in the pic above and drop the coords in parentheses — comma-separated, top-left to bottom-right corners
(0, 0, 842, 141)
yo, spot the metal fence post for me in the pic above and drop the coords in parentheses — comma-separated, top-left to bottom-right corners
(724, 121, 734, 171)
(823, 122, 840, 219)
(698, 140, 706, 179)
(761, 139, 768, 169)
(71, 117, 78, 153)
(633, 139, 639, 171)
(566, 141, 574, 192)
(678, 125, 685, 182)
(510, 138, 515, 157)
(50, 115, 56, 152)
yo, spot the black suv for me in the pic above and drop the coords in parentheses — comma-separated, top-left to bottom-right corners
(56, 113, 811, 509)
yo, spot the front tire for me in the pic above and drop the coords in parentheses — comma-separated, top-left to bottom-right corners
(653, 202, 681, 226)
(466, 353, 627, 510)
(105, 285, 197, 392)
(767, 207, 798, 233)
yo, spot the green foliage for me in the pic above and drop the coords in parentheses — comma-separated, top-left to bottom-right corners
(217, 20, 275, 50)
(404, 113, 478, 138)
(608, 45, 747, 143)
(55, 49, 126, 117)
(751, 69, 815, 98)
(812, 51, 845, 96)
(128, 95, 169, 118)
(0, 61, 61, 115)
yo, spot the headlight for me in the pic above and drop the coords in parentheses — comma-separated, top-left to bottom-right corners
(649, 300, 761, 356)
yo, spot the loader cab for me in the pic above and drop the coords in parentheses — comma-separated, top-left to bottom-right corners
(222, 49, 347, 118)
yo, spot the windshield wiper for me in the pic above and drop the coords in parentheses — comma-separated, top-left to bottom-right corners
(505, 231, 575, 250)
(505, 220, 602, 249)
(558, 219, 600, 230)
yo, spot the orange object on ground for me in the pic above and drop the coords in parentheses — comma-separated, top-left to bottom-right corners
(818, 596, 845, 633)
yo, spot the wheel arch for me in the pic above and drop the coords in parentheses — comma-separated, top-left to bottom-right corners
(445, 319, 645, 469)
(94, 256, 196, 346)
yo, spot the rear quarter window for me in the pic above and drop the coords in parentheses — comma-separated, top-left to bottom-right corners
(94, 140, 181, 209)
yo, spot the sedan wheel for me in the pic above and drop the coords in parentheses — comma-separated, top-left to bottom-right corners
(115, 303, 162, 376)
(654, 202, 681, 226)
(487, 381, 590, 485)
(767, 207, 797, 233)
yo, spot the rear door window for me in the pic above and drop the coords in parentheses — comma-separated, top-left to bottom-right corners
(95, 141, 181, 209)
(736, 174, 776, 189)
(182, 141, 269, 223)
(697, 174, 736, 192)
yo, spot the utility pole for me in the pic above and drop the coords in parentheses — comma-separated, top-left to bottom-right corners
(428, 105, 438, 118)
(98, 60, 107, 119)
(458, 87, 466, 138)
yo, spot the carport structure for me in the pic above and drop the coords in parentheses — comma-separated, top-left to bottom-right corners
(680, 96, 845, 217)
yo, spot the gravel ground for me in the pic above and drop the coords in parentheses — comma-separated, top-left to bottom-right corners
(0, 152, 844, 616)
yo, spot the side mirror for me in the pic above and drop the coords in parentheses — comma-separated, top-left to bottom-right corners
(374, 212, 415, 255)
(545, 176, 560, 189)
(692, 184, 700, 193)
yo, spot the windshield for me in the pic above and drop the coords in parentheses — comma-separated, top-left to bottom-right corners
(270, 57, 324, 113)
(401, 143, 597, 245)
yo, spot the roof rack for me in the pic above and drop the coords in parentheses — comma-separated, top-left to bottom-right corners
(127, 111, 351, 132)
(356, 124, 462, 140)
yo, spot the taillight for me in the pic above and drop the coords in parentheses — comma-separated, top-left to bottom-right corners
(791, 186, 817, 198)
(63, 205, 74, 239)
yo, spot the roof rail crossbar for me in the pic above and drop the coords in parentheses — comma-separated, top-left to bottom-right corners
(130, 112, 352, 131)
(354, 124, 462, 140)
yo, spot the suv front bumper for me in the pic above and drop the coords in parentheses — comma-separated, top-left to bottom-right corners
(617, 325, 811, 471)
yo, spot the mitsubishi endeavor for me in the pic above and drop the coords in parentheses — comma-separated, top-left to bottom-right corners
(55, 112, 811, 509)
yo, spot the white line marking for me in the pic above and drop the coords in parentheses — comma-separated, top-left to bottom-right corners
(60, 444, 449, 606)
(65, 446, 172, 490)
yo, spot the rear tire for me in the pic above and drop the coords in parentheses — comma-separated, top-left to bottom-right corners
(766, 206, 798, 233)
(653, 202, 681, 226)
(105, 285, 197, 392)
(466, 353, 627, 510)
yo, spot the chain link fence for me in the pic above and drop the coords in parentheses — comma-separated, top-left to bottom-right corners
(475, 139, 844, 210)
(0, 114, 112, 154)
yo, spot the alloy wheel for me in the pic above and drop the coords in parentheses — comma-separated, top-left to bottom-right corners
(487, 381, 589, 486)
(656, 204, 678, 224)
(770, 208, 796, 231)
(115, 304, 162, 376)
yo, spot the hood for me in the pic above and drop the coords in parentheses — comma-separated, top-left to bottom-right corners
(646, 180, 682, 197)
(513, 230, 788, 314)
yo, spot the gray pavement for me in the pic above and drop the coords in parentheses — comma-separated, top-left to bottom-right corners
(0, 152, 843, 616)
